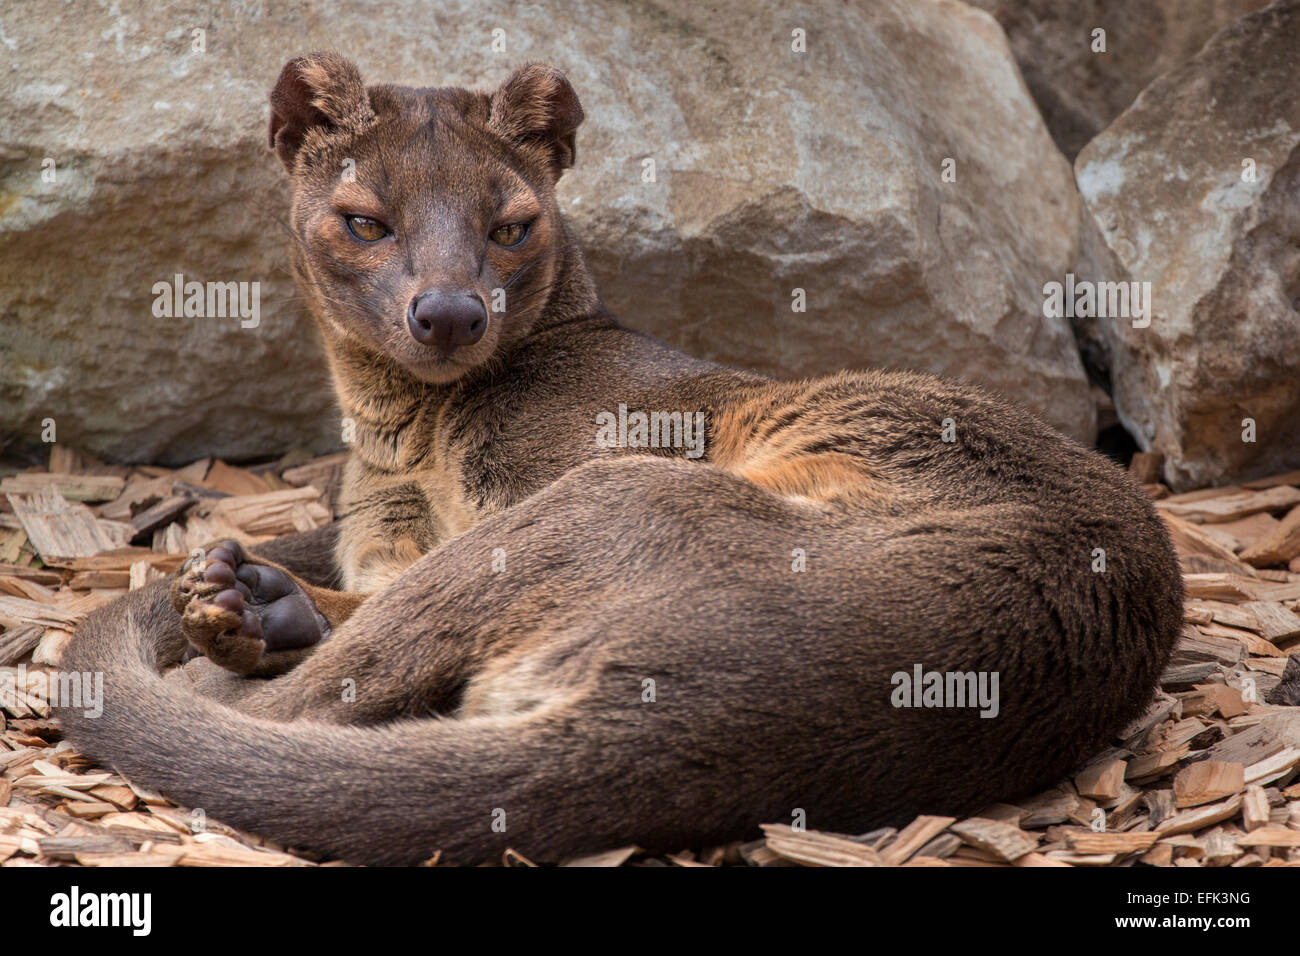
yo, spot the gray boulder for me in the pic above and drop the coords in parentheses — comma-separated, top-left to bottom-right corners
(1076, 0, 1300, 490)
(969, 0, 1271, 159)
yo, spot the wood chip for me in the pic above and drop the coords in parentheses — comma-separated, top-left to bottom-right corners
(1161, 512, 1257, 575)
(200, 461, 271, 497)
(1163, 485, 1246, 504)
(14, 771, 113, 792)
(1182, 572, 1300, 603)
(1242, 471, 1300, 490)
(197, 486, 329, 537)
(1156, 795, 1244, 836)
(67, 570, 130, 590)
(1212, 511, 1282, 549)
(75, 851, 181, 867)
(0, 564, 61, 586)
(1237, 826, 1300, 848)
(761, 824, 882, 867)
(176, 844, 313, 867)
(560, 846, 640, 867)
(33, 628, 73, 667)
(1173, 761, 1244, 808)
(1181, 683, 1246, 719)
(1014, 851, 1074, 867)
(0, 595, 82, 630)
(128, 495, 196, 540)
(1241, 601, 1300, 645)
(98, 475, 177, 521)
(1076, 758, 1127, 801)
(878, 815, 957, 866)
(7, 488, 115, 561)
(1197, 621, 1287, 657)
(1158, 486, 1300, 524)
(1240, 506, 1300, 567)
(1127, 747, 1189, 783)
(59, 548, 186, 573)
(912, 832, 963, 860)
(1043, 850, 1115, 866)
(1162, 663, 1222, 689)
(1141, 843, 1175, 867)
(280, 452, 348, 511)
(86, 785, 138, 811)
(0, 474, 125, 503)
(129, 560, 162, 590)
(0, 626, 42, 667)
(1171, 627, 1246, 666)
(739, 840, 794, 867)
(1242, 785, 1271, 831)
(172, 458, 212, 483)
(1244, 747, 1300, 787)
(949, 817, 1038, 862)
(38, 834, 135, 860)
(1064, 830, 1160, 854)
(1187, 599, 1259, 630)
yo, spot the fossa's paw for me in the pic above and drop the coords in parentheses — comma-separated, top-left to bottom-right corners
(172, 539, 329, 674)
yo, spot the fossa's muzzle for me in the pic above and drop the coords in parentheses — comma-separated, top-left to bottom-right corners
(407, 289, 487, 353)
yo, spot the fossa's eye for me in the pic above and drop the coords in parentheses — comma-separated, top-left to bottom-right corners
(344, 215, 389, 242)
(490, 222, 529, 247)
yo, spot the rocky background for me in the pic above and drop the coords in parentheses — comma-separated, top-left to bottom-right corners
(1, 0, 1296, 488)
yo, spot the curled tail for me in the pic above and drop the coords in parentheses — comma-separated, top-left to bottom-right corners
(56, 581, 652, 865)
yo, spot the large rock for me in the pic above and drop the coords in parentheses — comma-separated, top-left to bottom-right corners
(1, 0, 1099, 464)
(969, 0, 1271, 159)
(1076, 0, 1300, 490)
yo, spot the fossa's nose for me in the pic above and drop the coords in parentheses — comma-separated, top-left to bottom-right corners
(408, 290, 487, 352)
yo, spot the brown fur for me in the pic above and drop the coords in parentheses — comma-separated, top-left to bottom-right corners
(57, 55, 1183, 866)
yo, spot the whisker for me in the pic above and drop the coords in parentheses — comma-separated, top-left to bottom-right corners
(505, 286, 550, 308)
(273, 218, 395, 320)
(502, 258, 541, 290)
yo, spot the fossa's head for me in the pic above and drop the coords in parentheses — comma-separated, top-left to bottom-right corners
(270, 52, 586, 384)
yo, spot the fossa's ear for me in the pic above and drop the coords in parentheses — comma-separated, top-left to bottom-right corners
(488, 63, 584, 177)
(268, 52, 374, 172)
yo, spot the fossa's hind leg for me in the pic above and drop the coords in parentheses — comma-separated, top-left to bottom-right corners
(186, 456, 822, 724)
(171, 539, 362, 676)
